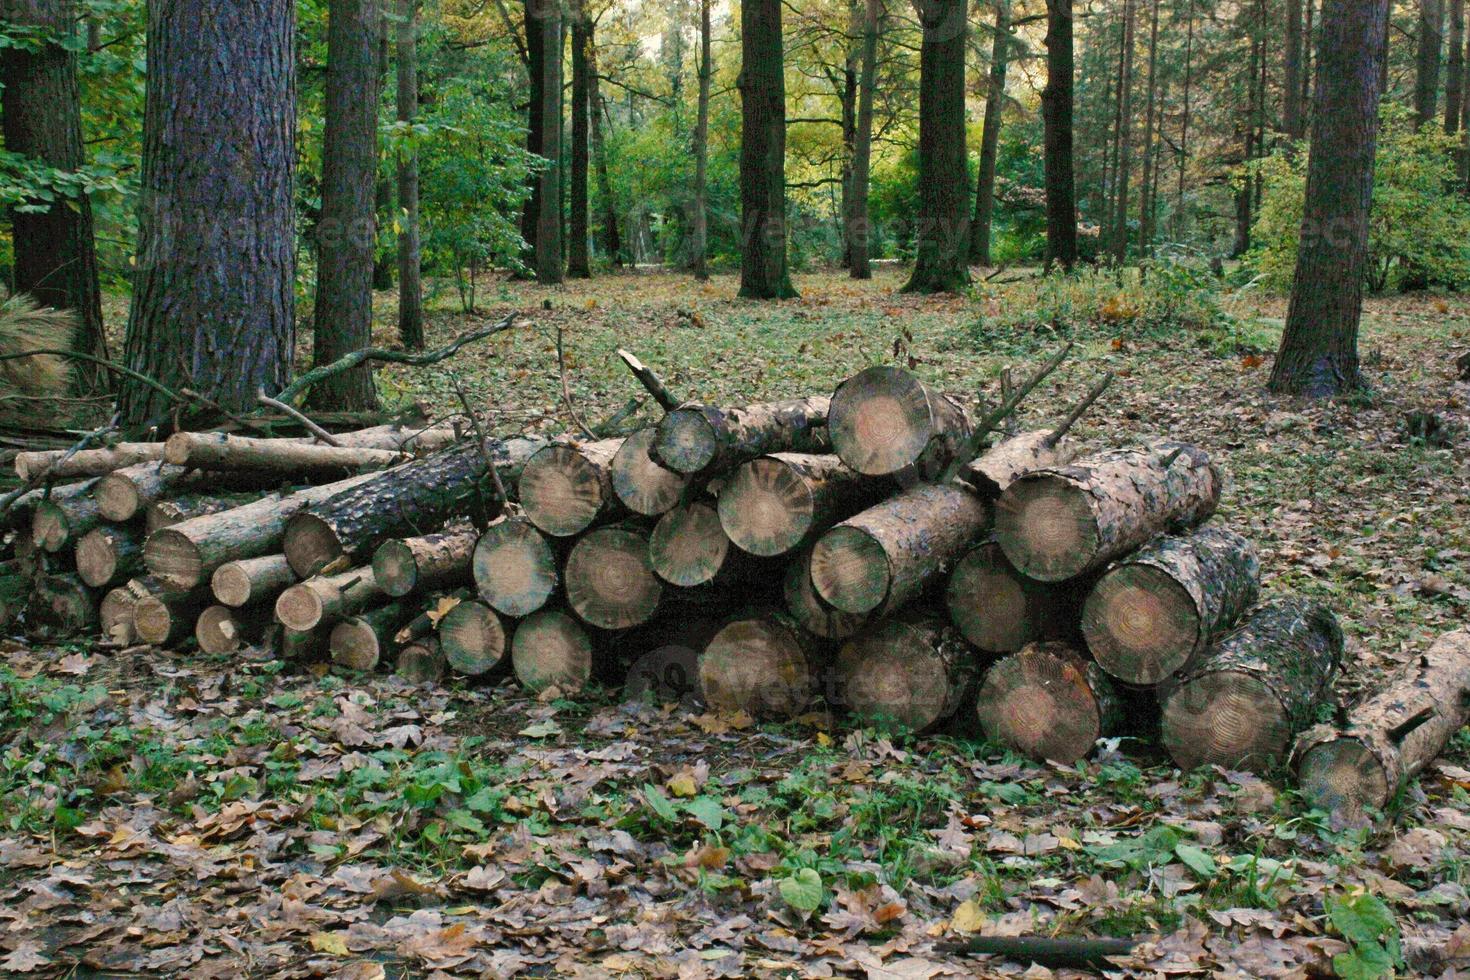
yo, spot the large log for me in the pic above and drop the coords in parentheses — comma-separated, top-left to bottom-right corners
(15, 442, 165, 482)
(329, 601, 417, 671)
(834, 613, 978, 732)
(809, 483, 991, 616)
(145, 494, 257, 535)
(653, 395, 832, 475)
(371, 522, 478, 598)
(1295, 629, 1470, 824)
(518, 437, 625, 536)
(33, 488, 103, 552)
(439, 597, 508, 676)
(828, 366, 970, 477)
(961, 430, 1077, 499)
(718, 453, 888, 557)
(996, 440, 1221, 582)
(512, 608, 596, 693)
(945, 541, 1079, 654)
(281, 438, 543, 578)
(609, 428, 690, 516)
(1083, 526, 1260, 686)
(195, 604, 271, 654)
(211, 554, 297, 608)
(782, 548, 870, 640)
(472, 517, 558, 617)
(565, 526, 662, 630)
(974, 641, 1123, 764)
(75, 525, 145, 588)
(274, 566, 384, 632)
(163, 431, 405, 477)
(649, 502, 730, 587)
(699, 611, 819, 720)
(33, 573, 98, 637)
(1160, 598, 1343, 773)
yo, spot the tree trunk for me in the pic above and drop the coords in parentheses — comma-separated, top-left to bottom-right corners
(93, 462, 194, 522)
(1110, 0, 1137, 264)
(971, 0, 1010, 267)
(1416, 0, 1445, 126)
(32, 488, 103, 553)
(15, 443, 164, 483)
(535, 1, 564, 283)
(836, 612, 977, 732)
(396, 0, 424, 348)
(829, 367, 970, 478)
(1042, 0, 1079, 269)
(609, 428, 691, 517)
(838, 0, 860, 270)
(134, 590, 206, 647)
(76, 525, 144, 589)
(520, 0, 543, 263)
(33, 573, 97, 638)
(211, 554, 296, 608)
(700, 611, 817, 720)
(100, 584, 140, 644)
(311, 0, 382, 412)
(1285, 0, 1307, 138)
(473, 516, 559, 616)
(718, 452, 888, 557)
(568, 3, 593, 278)
(690, 0, 712, 280)
(0, 0, 108, 393)
(564, 526, 662, 630)
(1268, 0, 1389, 396)
(372, 27, 394, 293)
(1137, 0, 1161, 251)
(435, 597, 507, 675)
(903, 0, 970, 293)
(397, 636, 446, 684)
(371, 521, 478, 597)
(117, 0, 295, 424)
(945, 540, 1079, 654)
(518, 437, 625, 536)
(587, 26, 623, 266)
(1448, 0, 1465, 132)
(1175, 0, 1194, 238)
(846, 0, 881, 278)
(975, 641, 1122, 764)
(512, 607, 594, 691)
(275, 564, 384, 632)
(738, 0, 797, 299)
(653, 396, 831, 475)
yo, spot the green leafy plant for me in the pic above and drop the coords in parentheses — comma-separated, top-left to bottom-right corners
(1325, 892, 1402, 980)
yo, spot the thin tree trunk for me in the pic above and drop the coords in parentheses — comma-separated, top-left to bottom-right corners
(738, 0, 797, 298)
(1285, 0, 1306, 138)
(1137, 0, 1161, 252)
(1417, 0, 1445, 126)
(587, 27, 623, 266)
(690, 0, 712, 280)
(520, 0, 543, 267)
(971, 0, 1010, 266)
(1111, 0, 1137, 264)
(569, 3, 593, 278)
(846, 0, 881, 278)
(903, 0, 970, 293)
(396, 0, 424, 349)
(1175, 0, 1193, 238)
(838, 2, 860, 269)
(1043, 0, 1078, 269)
(1232, 22, 1259, 258)
(1448, 0, 1465, 130)
(372, 27, 394, 292)
(536, 2, 564, 283)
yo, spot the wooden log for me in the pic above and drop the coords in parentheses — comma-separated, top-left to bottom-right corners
(699, 611, 819, 720)
(211, 554, 297, 608)
(326, 421, 460, 451)
(783, 548, 870, 640)
(145, 494, 257, 535)
(809, 483, 991, 616)
(828, 366, 970, 477)
(512, 608, 595, 693)
(278, 624, 326, 661)
(99, 586, 138, 644)
(273, 566, 384, 632)
(1295, 629, 1470, 823)
(649, 502, 730, 587)
(96, 463, 274, 523)
(945, 541, 1078, 655)
(961, 430, 1077, 499)
(15, 442, 165, 482)
(518, 437, 625, 536)
(996, 440, 1221, 583)
(134, 591, 206, 647)
(565, 526, 662, 630)
(33, 573, 98, 637)
(33, 489, 103, 552)
(974, 641, 1123, 764)
(472, 517, 558, 617)
(3, 477, 93, 533)
(281, 438, 543, 578)
(163, 431, 407, 476)
(439, 597, 508, 676)
(609, 428, 690, 516)
(1082, 526, 1261, 686)
(329, 601, 416, 671)
(834, 613, 979, 732)
(1160, 598, 1343, 773)
(195, 604, 271, 654)
(371, 521, 478, 598)
(653, 395, 832, 475)
(718, 452, 888, 557)
(396, 636, 446, 684)
(75, 525, 145, 588)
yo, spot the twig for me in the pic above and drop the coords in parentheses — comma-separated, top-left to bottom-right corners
(941, 343, 1074, 483)
(593, 397, 646, 437)
(1045, 371, 1114, 447)
(0, 412, 121, 519)
(257, 389, 344, 446)
(617, 348, 682, 411)
(557, 328, 597, 440)
(1159, 446, 1186, 469)
(451, 377, 509, 508)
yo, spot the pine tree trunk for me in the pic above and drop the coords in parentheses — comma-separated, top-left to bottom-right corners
(738, 0, 797, 298)
(903, 0, 970, 293)
(1285, 0, 1307, 138)
(512, 608, 593, 692)
(690, 0, 712, 280)
(14, 444, 163, 483)
(1042, 0, 1079, 269)
(960, 429, 1076, 499)
(945, 540, 1079, 654)
(1137, 0, 1161, 251)
(783, 547, 870, 639)
(396, 0, 424, 348)
(718, 453, 889, 557)
(164, 432, 405, 477)
(275, 565, 384, 632)
(211, 554, 296, 608)
(197, 603, 272, 655)
(1175, 0, 1194, 237)
(372, 28, 394, 293)
(564, 526, 662, 630)
(520, 0, 543, 263)
(588, 27, 623, 266)
(653, 396, 832, 475)
(971, 0, 1010, 267)
(1110, 0, 1137, 264)
(536, 2, 564, 283)
(75, 525, 144, 589)
(569, 3, 593, 278)
(1416, 0, 1445, 126)
(846, 0, 881, 278)
(649, 501, 732, 587)
(147, 494, 255, 535)
(518, 437, 625, 536)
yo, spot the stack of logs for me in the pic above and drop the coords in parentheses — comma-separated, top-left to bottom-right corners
(2, 353, 1467, 825)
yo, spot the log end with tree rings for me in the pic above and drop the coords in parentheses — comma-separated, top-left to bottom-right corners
(95, 470, 144, 522)
(610, 428, 689, 516)
(472, 518, 558, 617)
(974, 642, 1119, 765)
(1295, 737, 1390, 824)
(512, 608, 594, 693)
(329, 616, 383, 671)
(718, 455, 818, 556)
(75, 527, 135, 589)
(653, 407, 720, 474)
(808, 524, 890, 614)
(281, 513, 345, 579)
(649, 502, 729, 587)
(994, 476, 1101, 582)
(133, 595, 183, 646)
(397, 638, 446, 685)
(699, 614, 815, 721)
(519, 443, 613, 537)
(31, 501, 71, 553)
(1160, 670, 1291, 772)
(439, 598, 507, 676)
(565, 526, 662, 630)
(275, 581, 327, 633)
(142, 529, 206, 591)
(1083, 565, 1199, 685)
(196, 604, 250, 655)
(828, 365, 938, 475)
(945, 542, 1044, 655)
(835, 617, 974, 733)
(371, 538, 420, 598)
(783, 549, 868, 640)
(211, 555, 294, 608)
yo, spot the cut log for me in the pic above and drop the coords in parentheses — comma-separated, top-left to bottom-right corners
(4, 477, 93, 532)
(472, 517, 558, 617)
(211, 554, 296, 608)
(518, 437, 625, 536)
(835, 613, 979, 732)
(15, 442, 165, 482)
(33, 574, 98, 637)
(809, 483, 991, 616)
(439, 597, 508, 676)
(782, 548, 870, 640)
(624, 641, 704, 706)
(273, 566, 384, 632)
(371, 521, 478, 597)
(145, 494, 258, 535)
(1083, 526, 1261, 686)
(75, 525, 145, 588)
(565, 525, 663, 630)
(195, 604, 271, 654)
(134, 591, 206, 647)
(996, 440, 1221, 583)
(33, 489, 103, 552)
(718, 452, 887, 557)
(945, 541, 1078, 654)
(278, 625, 325, 660)
(281, 438, 543, 578)
(699, 611, 819, 721)
(326, 421, 460, 452)
(512, 608, 595, 693)
(329, 601, 416, 671)
(961, 430, 1077, 499)
(163, 431, 406, 476)
(649, 502, 730, 587)
(396, 637, 446, 684)
(653, 395, 832, 475)
(828, 366, 970, 477)
(609, 428, 690, 516)
(97, 462, 273, 523)
(99, 586, 139, 644)
(974, 641, 1123, 764)
(1295, 629, 1470, 824)
(1160, 598, 1343, 773)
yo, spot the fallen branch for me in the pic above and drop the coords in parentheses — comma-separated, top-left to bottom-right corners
(1045, 370, 1113, 447)
(451, 377, 510, 508)
(257, 390, 343, 446)
(617, 348, 682, 411)
(557, 327, 597, 440)
(939, 935, 1138, 969)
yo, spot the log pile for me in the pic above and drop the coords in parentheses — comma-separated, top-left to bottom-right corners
(0, 358, 1454, 824)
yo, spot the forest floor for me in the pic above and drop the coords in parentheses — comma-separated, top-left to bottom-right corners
(4, 265, 1470, 978)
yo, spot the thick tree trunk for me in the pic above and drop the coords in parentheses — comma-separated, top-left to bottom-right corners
(1175, 0, 1194, 237)
(903, 0, 970, 293)
(312, 0, 381, 412)
(15, 444, 163, 483)
(700, 611, 818, 720)
(518, 437, 625, 536)
(512, 608, 594, 691)
(829, 367, 971, 478)
(1160, 598, 1343, 773)
(971, 0, 1010, 267)
(372, 28, 394, 293)
(397, 0, 424, 348)
(846, 0, 881, 278)
(1110, 0, 1137, 264)
(76, 525, 144, 589)
(473, 516, 559, 616)
(1268, 0, 1389, 396)
(117, 0, 295, 424)
(610, 428, 691, 517)
(211, 554, 296, 608)
(371, 521, 478, 597)
(1042, 0, 1079, 269)
(738, 0, 797, 299)
(975, 641, 1123, 764)
(945, 540, 1079, 654)
(275, 565, 384, 632)
(535, 2, 564, 284)
(1417, 0, 1445, 126)
(690, 0, 712, 280)
(653, 396, 831, 475)
(587, 28, 623, 266)
(564, 526, 662, 629)
(718, 452, 888, 557)
(1448, 0, 1465, 132)
(1285, 0, 1307, 137)
(569, 3, 593, 278)
(836, 613, 978, 732)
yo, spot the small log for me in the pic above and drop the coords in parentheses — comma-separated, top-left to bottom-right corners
(809, 483, 991, 616)
(653, 395, 832, 475)
(99, 586, 138, 644)
(512, 608, 595, 693)
(699, 611, 819, 720)
(33, 489, 103, 552)
(145, 493, 257, 535)
(33, 573, 98, 637)
(782, 548, 870, 640)
(961, 430, 1077, 499)
(396, 636, 446, 684)
(97, 463, 273, 523)
(329, 601, 416, 671)
(996, 440, 1221, 582)
(718, 452, 888, 557)
(518, 437, 625, 536)
(278, 624, 326, 660)
(1083, 526, 1261, 686)
(15, 442, 164, 482)
(472, 517, 558, 617)
(439, 597, 508, 676)
(649, 502, 730, 587)
(4, 477, 93, 533)
(828, 366, 970, 477)
(163, 431, 406, 476)
(943, 935, 1137, 969)
(134, 592, 206, 647)
(617, 348, 681, 411)
(834, 613, 979, 732)
(75, 525, 145, 588)
(945, 541, 1077, 654)
(565, 525, 662, 630)
(609, 428, 690, 516)
(273, 566, 384, 632)
(1160, 598, 1343, 773)
(1295, 629, 1470, 823)
(195, 604, 271, 654)
(974, 641, 1123, 764)
(211, 554, 297, 608)
(371, 521, 478, 598)
(326, 421, 460, 452)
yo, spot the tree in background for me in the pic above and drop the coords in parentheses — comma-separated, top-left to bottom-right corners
(737, 0, 796, 298)
(846, 0, 880, 278)
(534, 0, 563, 284)
(587, 23, 623, 267)
(971, 0, 1011, 267)
(569, 1, 593, 279)
(1042, 0, 1078, 269)
(689, 0, 711, 281)
(1416, 0, 1443, 127)
(903, 0, 969, 293)
(396, 0, 424, 349)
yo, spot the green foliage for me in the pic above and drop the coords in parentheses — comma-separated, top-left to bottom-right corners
(1325, 892, 1402, 980)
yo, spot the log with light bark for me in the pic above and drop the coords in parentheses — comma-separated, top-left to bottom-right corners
(518, 437, 625, 536)
(162, 431, 406, 476)
(653, 395, 832, 475)
(1160, 598, 1343, 773)
(996, 440, 1220, 582)
(565, 526, 663, 630)
(961, 430, 1077, 499)
(439, 597, 508, 676)
(195, 604, 271, 654)
(974, 641, 1123, 764)
(134, 591, 207, 647)
(145, 494, 257, 534)
(809, 483, 991, 616)
(75, 525, 144, 588)
(945, 541, 1079, 654)
(32, 489, 103, 552)
(609, 428, 690, 516)
(396, 636, 446, 684)
(783, 548, 871, 640)
(282, 438, 543, 578)
(1295, 629, 1470, 824)
(699, 611, 819, 720)
(99, 585, 138, 644)
(33, 573, 98, 637)
(211, 554, 296, 608)
(718, 453, 888, 557)
(329, 601, 416, 671)
(4, 477, 93, 533)
(472, 517, 558, 617)
(371, 521, 478, 597)
(15, 443, 165, 482)
(273, 566, 384, 632)
(1083, 526, 1260, 686)
(512, 607, 596, 693)
(828, 367, 970, 477)
(835, 613, 978, 732)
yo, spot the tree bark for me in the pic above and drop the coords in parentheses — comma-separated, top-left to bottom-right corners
(164, 432, 406, 477)
(372, 26, 394, 293)
(971, 0, 1010, 267)
(211, 554, 296, 608)
(512, 607, 593, 691)
(1175, 0, 1194, 237)
(535, 0, 564, 283)
(371, 521, 478, 597)
(564, 525, 662, 630)
(587, 26, 623, 266)
(690, 0, 712, 280)
(829, 367, 971, 478)
(397, 0, 424, 348)
(738, 0, 797, 298)
(903, 0, 970, 293)
(133, 590, 206, 647)
(432, 597, 505, 675)
(146, 494, 255, 535)
(32, 486, 103, 553)
(1416, 0, 1445, 126)
(518, 437, 625, 536)
(975, 641, 1123, 764)
(1110, 0, 1137, 264)
(1042, 0, 1079, 269)
(1137, 0, 1161, 251)
(835, 612, 978, 732)
(653, 396, 831, 475)
(961, 429, 1076, 499)
(610, 428, 691, 517)
(34, 573, 97, 637)
(15, 443, 164, 482)
(846, 0, 881, 278)
(1448, 0, 1465, 132)
(325, 601, 411, 668)
(569, 2, 593, 278)
(1285, 0, 1307, 137)
(700, 610, 818, 720)
(520, 0, 544, 262)
(473, 516, 559, 616)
